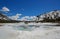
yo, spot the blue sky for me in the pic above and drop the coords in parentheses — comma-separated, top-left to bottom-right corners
(0, 0, 60, 20)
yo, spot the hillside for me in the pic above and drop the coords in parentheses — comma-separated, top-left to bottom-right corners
(37, 10, 60, 22)
(0, 12, 20, 23)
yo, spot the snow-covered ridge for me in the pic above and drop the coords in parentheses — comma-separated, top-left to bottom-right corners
(0, 13, 9, 20)
(37, 10, 60, 21)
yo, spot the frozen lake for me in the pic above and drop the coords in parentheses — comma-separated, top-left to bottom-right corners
(0, 23, 60, 39)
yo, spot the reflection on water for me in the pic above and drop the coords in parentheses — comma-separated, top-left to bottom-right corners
(13, 25, 40, 31)
(13, 25, 56, 31)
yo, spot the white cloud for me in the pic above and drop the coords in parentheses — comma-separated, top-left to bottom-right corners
(2, 7, 10, 12)
(20, 16, 37, 21)
(19, 16, 30, 21)
(9, 13, 37, 21)
(9, 13, 22, 20)
(30, 16, 37, 21)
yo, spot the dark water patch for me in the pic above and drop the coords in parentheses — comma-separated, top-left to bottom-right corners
(12, 25, 60, 31)
(12, 25, 39, 31)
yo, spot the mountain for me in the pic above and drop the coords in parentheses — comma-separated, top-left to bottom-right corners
(0, 12, 20, 23)
(1, 10, 60, 23)
(0, 13, 11, 20)
(37, 10, 60, 22)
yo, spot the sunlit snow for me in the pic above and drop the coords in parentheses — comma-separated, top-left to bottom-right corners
(0, 23, 60, 39)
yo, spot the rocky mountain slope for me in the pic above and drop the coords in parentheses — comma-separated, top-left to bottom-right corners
(0, 13, 11, 20)
(37, 10, 60, 22)
(0, 12, 20, 23)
